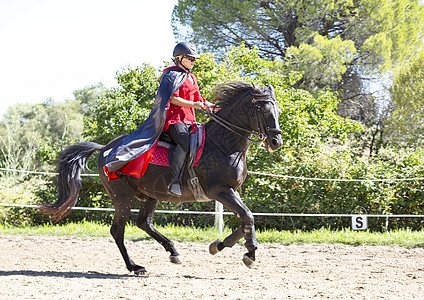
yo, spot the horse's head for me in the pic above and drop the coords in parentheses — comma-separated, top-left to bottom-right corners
(250, 85, 283, 152)
(212, 82, 283, 152)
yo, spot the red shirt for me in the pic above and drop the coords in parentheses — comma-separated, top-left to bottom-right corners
(162, 70, 205, 132)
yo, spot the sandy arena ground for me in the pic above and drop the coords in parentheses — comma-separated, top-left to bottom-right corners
(0, 234, 423, 299)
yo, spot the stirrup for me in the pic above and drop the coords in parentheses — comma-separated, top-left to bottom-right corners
(167, 180, 182, 197)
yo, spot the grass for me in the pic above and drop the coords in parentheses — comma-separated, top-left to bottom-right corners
(1, 221, 423, 247)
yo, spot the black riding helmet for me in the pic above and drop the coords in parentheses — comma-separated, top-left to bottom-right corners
(173, 42, 200, 58)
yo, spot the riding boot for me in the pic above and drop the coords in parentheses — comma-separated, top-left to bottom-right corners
(167, 145, 187, 196)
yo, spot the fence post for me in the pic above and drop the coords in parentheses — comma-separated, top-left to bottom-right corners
(214, 201, 224, 234)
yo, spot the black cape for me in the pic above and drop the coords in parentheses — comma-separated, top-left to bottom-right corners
(104, 66, 188, 172)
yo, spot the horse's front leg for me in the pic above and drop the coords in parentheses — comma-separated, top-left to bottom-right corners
(210, 189, 257, 268)
(209, 226, 244, 254)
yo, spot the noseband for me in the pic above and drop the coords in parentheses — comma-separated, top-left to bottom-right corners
(202, 97, 282, 144)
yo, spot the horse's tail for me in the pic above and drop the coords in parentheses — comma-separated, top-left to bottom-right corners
(37, 142, 104, 222)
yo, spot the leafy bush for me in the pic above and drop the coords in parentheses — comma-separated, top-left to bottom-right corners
(0, 176, 52, 226)
(236, 146, 424, 231)
(84, 64, 159, 144)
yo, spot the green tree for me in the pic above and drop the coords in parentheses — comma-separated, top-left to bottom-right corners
(0, 83, 108, 172)
(84, 64, 159, 144)
(172, 0, 424, 121)
(0, 99, 84, 173)
(285, 33, 357, 90)
(73, 83, 107, 118)
(196, 44, 360, 148)
(386, 50, 424, 146)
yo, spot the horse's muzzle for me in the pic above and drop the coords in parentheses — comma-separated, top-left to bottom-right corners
(265, 133, 283, 152)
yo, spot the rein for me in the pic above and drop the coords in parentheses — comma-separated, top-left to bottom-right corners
(201, 108, 261, 144)
(201, 97, 282, 144)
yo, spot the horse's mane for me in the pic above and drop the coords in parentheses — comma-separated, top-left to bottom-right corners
(213, 82, 270, 113)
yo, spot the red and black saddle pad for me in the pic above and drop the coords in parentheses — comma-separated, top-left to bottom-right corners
(106, 125, 205, 180)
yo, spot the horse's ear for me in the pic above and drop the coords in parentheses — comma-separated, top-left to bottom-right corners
(268, 85, 276, 99)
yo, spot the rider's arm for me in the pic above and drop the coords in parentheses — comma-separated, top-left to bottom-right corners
(170, 95, 205, 109)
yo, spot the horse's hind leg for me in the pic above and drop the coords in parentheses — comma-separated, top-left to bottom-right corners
(135, 196, 182, 264)
(105, 181, 146, 275)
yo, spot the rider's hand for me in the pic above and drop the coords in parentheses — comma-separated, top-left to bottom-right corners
(193, 102, 205, 110)
(203, 101, 214, 112)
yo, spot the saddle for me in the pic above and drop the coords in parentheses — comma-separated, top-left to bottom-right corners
(104, 125, 208, 201)
(151, 125, 203, 167)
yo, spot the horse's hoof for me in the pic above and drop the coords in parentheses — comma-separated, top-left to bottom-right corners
(209, 239, 222, 255)
(170, 255, 183, 264)
(134, 266, 147, 275)
(242, 254, 254, 269)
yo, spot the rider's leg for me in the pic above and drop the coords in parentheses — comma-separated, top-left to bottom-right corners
(168, 144, 187, 196)
(167, 123, 190, 196)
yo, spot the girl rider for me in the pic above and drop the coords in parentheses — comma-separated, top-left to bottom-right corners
(165, 42, 213, 196)
(103, 42, 212, 196)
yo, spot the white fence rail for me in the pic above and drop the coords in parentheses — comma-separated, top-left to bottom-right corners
(2, 167, 424, 181)
(1, 203, 424, 218)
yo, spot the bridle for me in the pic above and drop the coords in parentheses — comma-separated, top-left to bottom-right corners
(252, 98, 283, 140)
(201, 97, 282, 145)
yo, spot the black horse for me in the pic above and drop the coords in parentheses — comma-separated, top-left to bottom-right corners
(38, 82, 283, 274)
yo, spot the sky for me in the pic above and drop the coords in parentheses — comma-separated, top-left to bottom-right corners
(0, 0, 178, 117)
